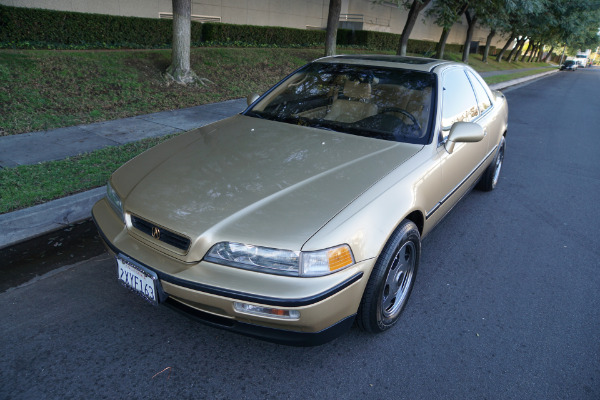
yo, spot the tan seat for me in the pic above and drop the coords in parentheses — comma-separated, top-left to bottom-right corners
(324, 81, 378, 123)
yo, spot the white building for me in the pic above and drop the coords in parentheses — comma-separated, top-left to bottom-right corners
(1, 0, 509, 49)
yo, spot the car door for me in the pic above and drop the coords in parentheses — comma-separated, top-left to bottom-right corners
(466, 69, 504, 152)
(427, 67, 490, 225)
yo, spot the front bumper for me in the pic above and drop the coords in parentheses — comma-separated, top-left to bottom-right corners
(92, 198, 373, 346)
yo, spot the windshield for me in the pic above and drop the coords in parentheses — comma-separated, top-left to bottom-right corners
(244, 62, 436, 144)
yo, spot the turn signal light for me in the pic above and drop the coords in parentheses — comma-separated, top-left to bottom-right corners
(234, 302, 300, 320)
(327, 246, 353, 272)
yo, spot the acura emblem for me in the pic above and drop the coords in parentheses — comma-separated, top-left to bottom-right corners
(152, 226, 161, 240)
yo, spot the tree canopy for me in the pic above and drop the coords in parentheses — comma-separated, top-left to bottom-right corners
(477, 0, 600, 59)
(404, 0, 600, 62)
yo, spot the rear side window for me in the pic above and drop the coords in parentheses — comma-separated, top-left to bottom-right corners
(441, 68, 479, 130)
(467, 71, 492, 113)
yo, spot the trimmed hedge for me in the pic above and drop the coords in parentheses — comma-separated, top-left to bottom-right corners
(202, 23, 324, 47)
(0, 4, 467, 55)
(0, 4, 203, 48)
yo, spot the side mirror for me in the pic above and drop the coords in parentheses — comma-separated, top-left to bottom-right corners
(445, 122, 485, 154)
(247, 93, 260, 106)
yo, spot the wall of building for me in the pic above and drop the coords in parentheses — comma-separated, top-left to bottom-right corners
(1, 0, 165, 19)
(1, 0, 510, 48)
(0, 0, 330, 28)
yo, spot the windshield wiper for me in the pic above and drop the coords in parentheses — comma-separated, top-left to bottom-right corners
(245, 111, 268, 120)
(311, 123, 338, 132)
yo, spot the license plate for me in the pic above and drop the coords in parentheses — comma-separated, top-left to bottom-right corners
(116, 256, 159, 305)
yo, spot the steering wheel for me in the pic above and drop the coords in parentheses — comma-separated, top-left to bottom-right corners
(379, 107, 421, 132)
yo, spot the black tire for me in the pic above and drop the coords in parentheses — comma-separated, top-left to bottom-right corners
(477, 135, 505, 192)
(357, 220, 420, 333)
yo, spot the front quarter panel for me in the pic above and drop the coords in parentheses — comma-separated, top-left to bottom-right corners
(302, 144, 439, 261)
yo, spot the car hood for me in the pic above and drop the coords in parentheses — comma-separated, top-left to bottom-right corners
(114, 115, 422, 261)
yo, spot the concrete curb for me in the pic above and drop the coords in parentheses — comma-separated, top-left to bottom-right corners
(0, 187, 105, 249)
(489, 69, 559, 90)
(0, 70, 560, 250)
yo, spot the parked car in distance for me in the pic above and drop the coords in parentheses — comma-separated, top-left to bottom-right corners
(561, 60, 578, 71)
(93, 55, 508, 346)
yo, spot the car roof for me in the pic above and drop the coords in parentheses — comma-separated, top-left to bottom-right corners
(315, 54, 453, 72)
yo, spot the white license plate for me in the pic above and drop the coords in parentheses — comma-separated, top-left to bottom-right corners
(117, 256, 158, 305)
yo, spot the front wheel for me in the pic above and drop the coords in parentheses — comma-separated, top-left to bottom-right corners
(357, 220, 420, 333)
(477, 135, 505, 192)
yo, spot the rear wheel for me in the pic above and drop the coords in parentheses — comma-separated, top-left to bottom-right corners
(357, 220, 420, 333)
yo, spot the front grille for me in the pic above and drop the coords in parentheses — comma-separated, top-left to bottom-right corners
(130, 215, 191, 252)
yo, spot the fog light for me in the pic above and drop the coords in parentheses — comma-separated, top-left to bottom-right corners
(234, 302, 300, 320)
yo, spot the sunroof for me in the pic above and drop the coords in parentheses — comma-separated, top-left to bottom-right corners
(334, 55, 438, 65)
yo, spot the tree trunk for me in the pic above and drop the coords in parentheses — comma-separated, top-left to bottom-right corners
(537, 42, 544, 62)
(397, 0, 431, 56)
(436, 27, 451, 59)
(507, 37, 524, 63)
(512, 38, 526, 62)
(482, 28, 496, 63)
(462, 10, 477, 63)
(436, 3, 467, 60)
(325, 0, 342, 56)
(166, 0, 198, 84)
(496, 34, 515, 62)
(543, 45, 554, 62)
(525, 42, 535, 62)
(530, 41, 541, 61)
(521, 41, 530, 62)
(529, 43, 538, 62)
(527, 43, 541, 62)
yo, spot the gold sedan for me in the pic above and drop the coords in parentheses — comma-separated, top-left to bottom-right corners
(93, 55, 508, 346)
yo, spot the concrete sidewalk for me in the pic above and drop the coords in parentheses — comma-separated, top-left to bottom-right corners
(0, 98, 247, 168)
(0, 68, 558, 249)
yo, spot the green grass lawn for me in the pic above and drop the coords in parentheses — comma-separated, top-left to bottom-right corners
(0, 47, 551, 136)
(0, 47, 319, 135)
(0, 47, 555, 214)
(442, 52, 551, 73)
(0, 135, 173, 214)
(483, 68, 553, 85)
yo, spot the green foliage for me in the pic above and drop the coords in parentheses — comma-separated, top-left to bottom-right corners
(201, 23, 450, 54)
(426, 0, 468, 30)
(0, 48, 320, 135)
(0, 4, 457, 54)
(0, 4, 203, 49)
(201, 23, 325, 47)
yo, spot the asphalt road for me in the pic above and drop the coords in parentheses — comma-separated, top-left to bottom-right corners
(1, 68, 599, 399)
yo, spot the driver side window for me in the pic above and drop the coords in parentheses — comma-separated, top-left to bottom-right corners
(441, 68, 479, 136)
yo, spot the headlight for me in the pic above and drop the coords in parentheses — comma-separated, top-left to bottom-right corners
(205, 242, 300, 276)
(106, 181, 124, 222)
(205, 242, 354, 277)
